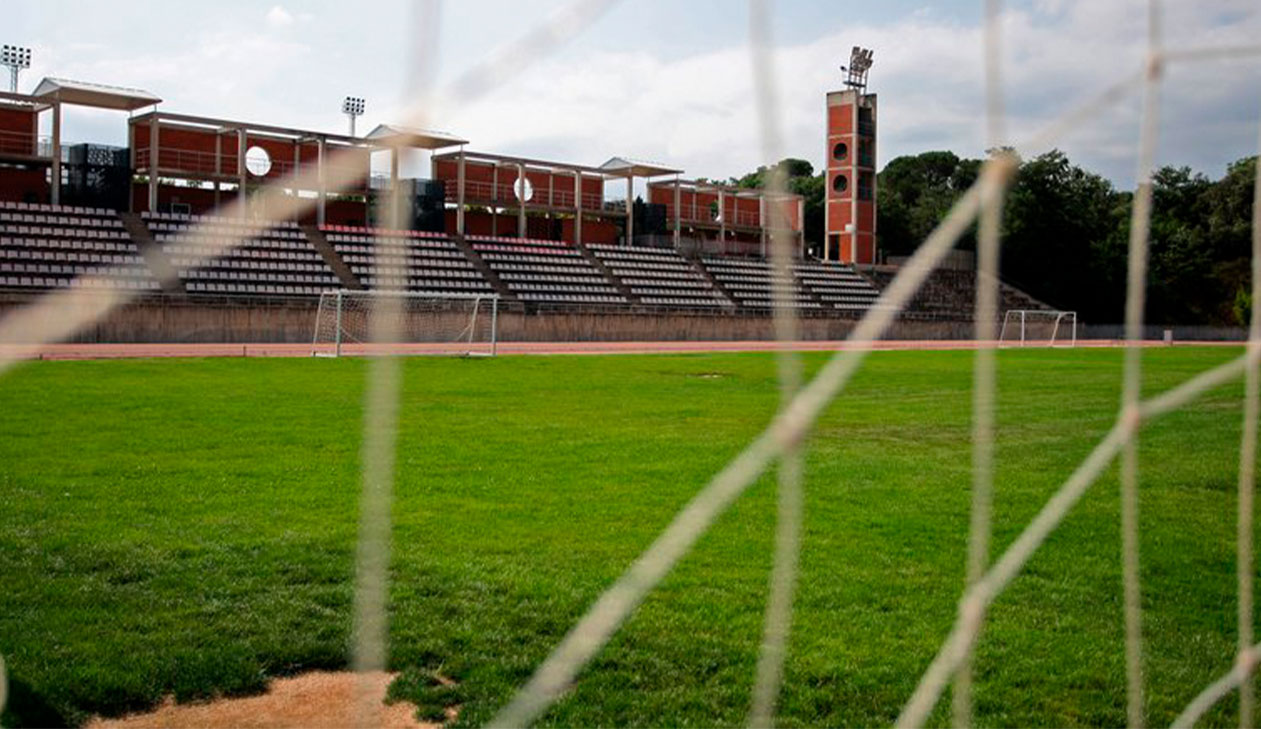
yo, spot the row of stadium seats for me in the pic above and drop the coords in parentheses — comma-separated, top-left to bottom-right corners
(471, 240, 627, 305)
(702, 257, 822, 310)
(793, 260, 882, 312)
(324, 225, 496, 298)
(0, 205, 887, 312)
(588, 245, 731, 308)
(146, 212, 340, 295)
(0, 205, 160, 291)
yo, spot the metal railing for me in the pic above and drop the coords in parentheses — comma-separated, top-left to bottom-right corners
(0, 130, 50, 158)
(445, 179, 602, 209)
(667, 203, 765, 228)
(134, 147, 368, 188)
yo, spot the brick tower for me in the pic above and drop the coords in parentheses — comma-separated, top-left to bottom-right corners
(824, 47, 877, 265)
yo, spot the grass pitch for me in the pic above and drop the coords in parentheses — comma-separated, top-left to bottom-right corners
(0, 347, 1255, 727)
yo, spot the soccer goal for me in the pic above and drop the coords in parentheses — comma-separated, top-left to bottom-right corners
(999, 309, 1077, 347)
(312, 290, 499, 357)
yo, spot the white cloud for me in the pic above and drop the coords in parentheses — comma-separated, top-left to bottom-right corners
(28, 0, 1261, 189)
(265, 5, 294, 28)
(424, 0, 1261, 187)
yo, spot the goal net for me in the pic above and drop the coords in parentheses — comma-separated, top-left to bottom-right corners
(999, 309, 1077, 347)
(311, 290, 499, 357)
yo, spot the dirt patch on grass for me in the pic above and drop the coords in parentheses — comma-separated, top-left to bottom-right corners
(86, 671, 439, 729)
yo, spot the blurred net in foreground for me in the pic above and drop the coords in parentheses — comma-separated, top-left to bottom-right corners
(1, 1, 1261, 728)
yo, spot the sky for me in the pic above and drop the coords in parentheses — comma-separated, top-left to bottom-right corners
(6, 0, 1261, 189)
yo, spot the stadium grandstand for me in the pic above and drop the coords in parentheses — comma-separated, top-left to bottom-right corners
(0, 63, 1050, 344)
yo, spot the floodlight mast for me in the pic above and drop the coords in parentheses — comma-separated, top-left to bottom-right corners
(838, 45, 874, 92)
(342, 96, 365, 137)
(1, 44, 32, 93)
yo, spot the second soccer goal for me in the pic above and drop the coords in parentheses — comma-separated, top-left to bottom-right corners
(999, 309, 1077, 347)
(312, 290, 499, 357)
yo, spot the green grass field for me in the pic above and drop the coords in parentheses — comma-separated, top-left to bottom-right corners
(0, 347, 1256, 727)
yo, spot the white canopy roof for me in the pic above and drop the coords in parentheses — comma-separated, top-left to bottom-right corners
(599, 156, 681, 177)
(32, 77, 161, 111)
(365, 124, 467, 149)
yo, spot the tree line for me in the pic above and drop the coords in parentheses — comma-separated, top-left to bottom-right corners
(730, 151, 1257, 325)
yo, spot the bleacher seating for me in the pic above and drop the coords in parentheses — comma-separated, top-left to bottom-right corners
(588, 244, 730, 308)
(0, 201, 160, 291)
(793, 260, 881, 312)
(145, 212, 338, 296)
(866, 268, 1052, 318)
(469, 236, 626, 305)
(0, 206, 1045, 321)
(700, 256, 821, 309)
(323, 225, 494, 296)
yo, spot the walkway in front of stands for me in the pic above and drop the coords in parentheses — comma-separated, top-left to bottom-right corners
(0, 339, 1238, 361)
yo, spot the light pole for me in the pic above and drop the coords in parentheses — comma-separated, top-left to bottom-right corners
(1, 45, 32, 93)
(342, 96, 365, 137)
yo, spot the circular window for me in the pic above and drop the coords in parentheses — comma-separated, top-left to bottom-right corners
(513, 177, 534, 202)
(832, 142, 848, 160)
(832, 174, 848, 193)
(244, 146, 272, 177)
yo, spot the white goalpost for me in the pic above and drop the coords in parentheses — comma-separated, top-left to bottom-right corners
(999, 309, 1077, 347)
(311, 290, 499, 357)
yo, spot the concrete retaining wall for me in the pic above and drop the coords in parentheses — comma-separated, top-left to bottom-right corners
(0, 293, 1242, 344)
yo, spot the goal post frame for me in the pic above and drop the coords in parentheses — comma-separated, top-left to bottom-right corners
(312, 289, 500, 358)
(998, 309, 1077, 348)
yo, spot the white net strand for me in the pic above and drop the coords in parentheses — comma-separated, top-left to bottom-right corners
(954, 1, 1006, 726)
(1120, 5, 1164, 725)
(747, 0, 805, 725)
(352, 126, 410, 729)
(1235, 100, 1261, 729)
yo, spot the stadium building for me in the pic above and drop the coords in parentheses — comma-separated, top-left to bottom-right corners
(0, 55, 1049, 344)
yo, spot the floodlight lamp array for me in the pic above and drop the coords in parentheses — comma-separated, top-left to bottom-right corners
(1, 45, 32, 69)
(342, 96, 365, 116)
(839, 46, 874, 91)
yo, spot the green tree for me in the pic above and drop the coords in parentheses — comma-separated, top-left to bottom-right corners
(877, 151, 981, 256)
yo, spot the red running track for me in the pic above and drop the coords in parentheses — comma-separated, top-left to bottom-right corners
(0, 339, 1229, 361)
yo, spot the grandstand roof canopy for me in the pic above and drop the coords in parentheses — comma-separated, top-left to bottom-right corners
(32, 77, 161, 111)
(599, 156, 681, 177)
(433, 149, 614, 176)
(0, 90, 52, 112)
(655, 177, 804, 201)
(133, 110, 370, 147)
(365, 124, 467, 149)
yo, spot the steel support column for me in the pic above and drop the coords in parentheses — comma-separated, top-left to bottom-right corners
(673, 176, 681, 248)
(237, 128, 246, 218)
(391, 146, 400, 228)
(759, 196, 767, 256)
(574, 172, 583, 245)
(147, 115, 158, 213)
(50, 101, 62, 205)
(718, 188, 726, 251)
(316, 137, 326, 226)
(456, 147, 466, 235)
(517, 163, 526, 239)
(625, 174, 633, 246)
